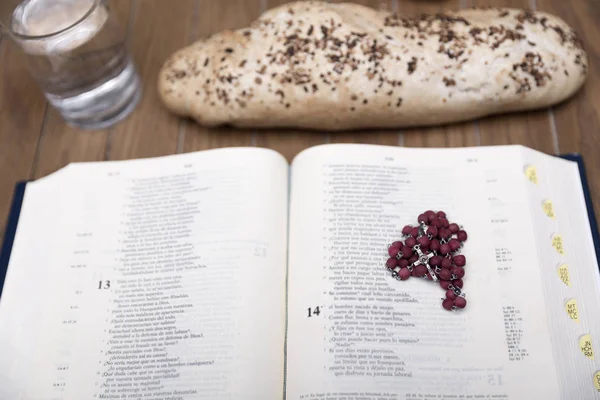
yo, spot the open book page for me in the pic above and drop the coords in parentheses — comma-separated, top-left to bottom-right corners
(285, 144, 560, 400)
(0, 148, 289, 400)
(519, 148, 600, 398)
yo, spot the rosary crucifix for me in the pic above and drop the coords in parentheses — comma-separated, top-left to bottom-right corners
(412, 245, 437, 282)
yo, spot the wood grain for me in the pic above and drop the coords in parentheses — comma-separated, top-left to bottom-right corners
(0, 39, 47, 237)
(537, 0, 600, 213)
(32, 0, 132, 179)
(398, 0, 478, 148)
(536, 0, 599, 155)
(108, 0, 198, 160)
(403, 123, 478, 147)
(181, 0, 262, 153)
(469, 0, 555, 154)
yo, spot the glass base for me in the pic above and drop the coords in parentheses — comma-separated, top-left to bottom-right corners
(63, 84, 142, 131)
(46, 62, 142, 131)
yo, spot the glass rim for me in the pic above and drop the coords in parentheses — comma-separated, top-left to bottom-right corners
(8, 0, 103, 41)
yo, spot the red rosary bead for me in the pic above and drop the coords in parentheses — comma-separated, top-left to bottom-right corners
(417, 236, 430, 249)
(402, 246, 413, 259)
(452, 279, 464, 288)
(448, 223, 459, 233)
(454, 296, 467, 309)
(449, 239, 461, 252)
(405, 237, 417, 247)
(439, 228, 451, 240)
(399, 268, 411, 280)
(437, 211, 447, 218)
(392, 240, 403, 248)
(426, 226, 438, 237)
(453, 255, 466, 267)
(441, 218, 449, 229)
(408, 254, 418, 265)
(410, 227, 420, 237)
(440, 243, 451, 256)
(457, 230, 468, 242)
(388, 245, 400, 258)
(398, 259, 409, 268)
(430, 255, 442, 267)
(413, 264, 427, 277)
(439, 269, 452, 281)
(440, 280, 451, 289)
(442, 298, 454, 310)
(402, 225, 412, 235)
(418, 214, 428, 224)
(446, 289, 457, 300)
(452, 267, 465, 279)
(386, 258, 398, 269)
(430, 239, 440, 252)
(441, 258, 452, 269)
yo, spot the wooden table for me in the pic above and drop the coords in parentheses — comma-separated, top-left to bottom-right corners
(0, 0, 598, 239)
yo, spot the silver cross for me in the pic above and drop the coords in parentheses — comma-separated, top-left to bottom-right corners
(412, 245, 437, 282)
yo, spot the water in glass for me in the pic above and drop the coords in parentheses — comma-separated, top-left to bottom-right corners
(10, 0, 141, 129)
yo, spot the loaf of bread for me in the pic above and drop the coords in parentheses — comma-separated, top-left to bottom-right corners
(158, 2, 587, 131)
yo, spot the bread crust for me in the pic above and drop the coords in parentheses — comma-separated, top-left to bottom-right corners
(158, 2, 587, 130)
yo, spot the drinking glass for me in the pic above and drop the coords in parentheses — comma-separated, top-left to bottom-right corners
(0, 0, 142, 130)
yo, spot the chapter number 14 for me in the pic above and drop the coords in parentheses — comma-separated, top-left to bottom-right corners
(307, 306, 321, 317)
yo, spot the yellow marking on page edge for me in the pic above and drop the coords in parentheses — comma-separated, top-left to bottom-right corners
(580, 334, 594, 360)
(593, 371, 600, 392)
(552, 234, 565, 255)
(565, 299, 580, 323)
(543, 200, 556, 219)
(558, 264, 571, 287)
(524, 165, 538, 184)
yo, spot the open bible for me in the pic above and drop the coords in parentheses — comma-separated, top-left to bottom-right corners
(1, 144, 599, 400)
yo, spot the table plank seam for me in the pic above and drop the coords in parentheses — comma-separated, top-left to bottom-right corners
(104, 132, 114, 161)
(547, 108, 560, 155)
(176, 129, 186, 153)
(29, 104, 50, 179)
(474, 121, 482, 146)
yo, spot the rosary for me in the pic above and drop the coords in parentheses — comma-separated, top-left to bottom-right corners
(385, 210, 468, 311)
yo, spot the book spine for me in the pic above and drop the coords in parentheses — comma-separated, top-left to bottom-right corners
(0, 181, 28, 298)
